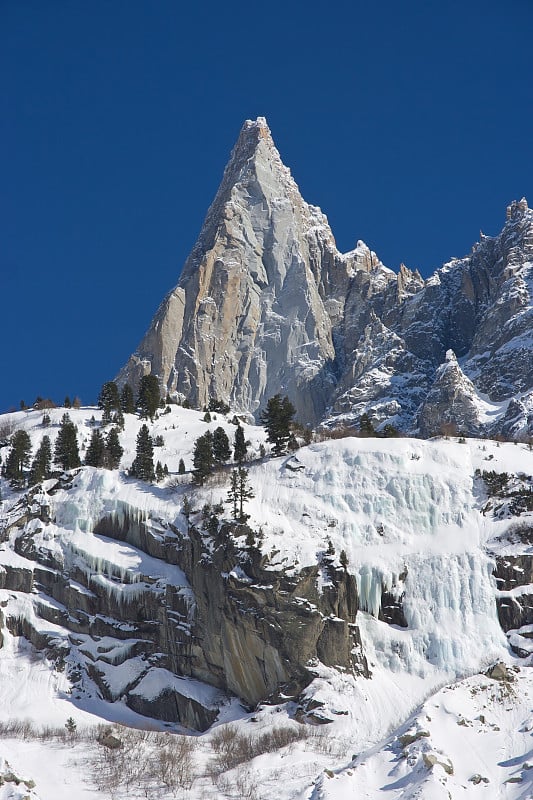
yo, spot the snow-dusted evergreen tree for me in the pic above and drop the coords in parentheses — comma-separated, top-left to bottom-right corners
(178, 458, 186, 474)
(4, 429, 32, 487)
(98, 381, 121, 424)
(113, 408, 125, 430)
(192, 430, 214, 484)
(85, 429, 106, 467)
(105, 427, 123, 469)
(233, 424, 247, 464)
(98, 381, 120, 413)
(131, 424, 154, 481)
(359, 413, 376, 437)
(213, 426, 231, 464)
(260, 394, 295, 456)
(54, 414, 80, 470)
(226, 467, 254, 522)
(120, 383, 135, 414)
(29, 435, 52, 485)
(137, 375, 160, 421)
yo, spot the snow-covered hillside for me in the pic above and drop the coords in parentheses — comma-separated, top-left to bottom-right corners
(1, 404, 533, 798)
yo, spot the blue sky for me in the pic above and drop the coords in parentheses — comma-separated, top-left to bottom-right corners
(1, 0, 532, 411)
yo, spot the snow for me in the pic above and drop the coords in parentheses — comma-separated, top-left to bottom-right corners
(2, 405, 533, 797)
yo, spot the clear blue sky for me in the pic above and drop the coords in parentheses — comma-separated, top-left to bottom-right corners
(2, 0, 532, 412)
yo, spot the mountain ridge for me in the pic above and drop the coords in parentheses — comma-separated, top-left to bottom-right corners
(118, 117, 533, 437)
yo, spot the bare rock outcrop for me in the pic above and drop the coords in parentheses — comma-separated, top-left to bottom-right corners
(118, 116, 533, 437)
(118, 118, 344, 426)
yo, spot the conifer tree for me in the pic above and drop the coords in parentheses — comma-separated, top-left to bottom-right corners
(137, 375, 160, 421)
(208, 398, 230, 414)
(120, 383, 135, 414)
(260, 394, 296, 456)
(233, 424, 247, 464)
(155, 461, 164, 482)
(29, 435, 52, 486)
(113, 409, 125, 430)
(213, 426, 231, 464)
(98, 381, 120, 414)
(85, 429, 106, 467)
(131, 424, 155, 481)
(54, 414, 80, 470)
(105, 427, 123, 469)
(226, 468, 239, 520)
(178, 458, 186, 475)
(64, 396, 71, 408)
(98, 381, 120, 424)
(4, 429, 32, 487)
(226, 467, 254, 522)
(359, 413, 376, 437)
(192, 430, 214, 484)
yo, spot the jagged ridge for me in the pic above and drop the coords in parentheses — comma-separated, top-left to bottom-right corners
(118, 118, 533, 436)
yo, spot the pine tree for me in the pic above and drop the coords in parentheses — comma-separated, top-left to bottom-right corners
(131, 424, 155, 481)
(208, 398, 230, 414)
(85, 429, 106, 467)
(233, 424, 247, 464)
(192, 431, 214, 484)
(213, 426, 231, 464)
(120, 383, 135, 414)
(260, 394, 296, 456)
(226, 467, 254, 522)
(382, 423, 400, 438)
(227, 469, 239, 520)
(359, 413, 375, 437)
(54, 414, 80, 470)
(178, 458, 186, 475)
(155, 461, 164, 482)
(29, 435, 52, 485)
(98, 381, 120, 414)
(105, 427, 123, 469)
(112, 409, 125, 430)
(137, 375, 160, 421)
(64, 395, 71, 408)
(237, 467, 254, 521)
(4, 429, 32, 487)
(339, 549, 349, 570)
(203, 410, 212, 423)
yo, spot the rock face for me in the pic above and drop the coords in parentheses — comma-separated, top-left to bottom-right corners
(0, 477, 366, 730)
(118, 117, 343, 425)
(418, 350, 484, 437)
(119, 118, 533, 435)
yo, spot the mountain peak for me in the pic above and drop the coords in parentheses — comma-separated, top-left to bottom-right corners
(506, 197, 529, 220)
(242, 115, 270, 136)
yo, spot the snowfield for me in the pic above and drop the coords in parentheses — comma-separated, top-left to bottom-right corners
(1, 404, 533, 798)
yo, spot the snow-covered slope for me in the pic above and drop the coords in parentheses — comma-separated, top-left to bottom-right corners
(1, 404, 533, 798)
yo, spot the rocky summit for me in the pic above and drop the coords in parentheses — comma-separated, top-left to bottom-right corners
(118, 118, 533, 437)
